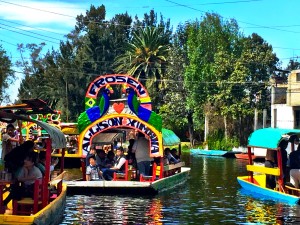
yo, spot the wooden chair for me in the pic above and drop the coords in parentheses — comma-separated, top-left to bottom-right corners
(113, 160, 129, 181)
(13, 179, 43, 215)
(140, 163, 157, 182)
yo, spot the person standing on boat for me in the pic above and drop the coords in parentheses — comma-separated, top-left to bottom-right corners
(289, 144, 300, 188)
(102, 147, 126, 181)
(1, 124, 19, 160)
(132, 132, 152, 177)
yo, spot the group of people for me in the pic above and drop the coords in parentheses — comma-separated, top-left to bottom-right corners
(85, 146, 126, 181)
(1, 123, 59, 210)
(85, 131, 181, 181)
(265, 137, 300, 190)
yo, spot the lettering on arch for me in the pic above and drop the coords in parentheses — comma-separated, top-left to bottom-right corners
(82, 116, 160, 157)
(86, 74, 149, 99)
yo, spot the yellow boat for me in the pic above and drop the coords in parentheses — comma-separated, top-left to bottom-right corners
(0, 101, 67, 225)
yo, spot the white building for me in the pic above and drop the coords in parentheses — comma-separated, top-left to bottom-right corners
(271, 69, 300, 129)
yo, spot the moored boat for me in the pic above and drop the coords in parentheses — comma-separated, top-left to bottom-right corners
(235, 153, 258, 160)
(0, 100, 67, 224)
(190, 149, 238, 157)
(237, 128, 300, 204)
(65, 74, 190, 194)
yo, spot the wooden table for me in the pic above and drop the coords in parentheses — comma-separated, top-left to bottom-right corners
(0, 180, 14, 214)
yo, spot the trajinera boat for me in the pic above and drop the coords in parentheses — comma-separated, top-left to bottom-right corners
(0, 99, 67, 225)
(65, 74, 191, 195)
(237, 128, 300, 204)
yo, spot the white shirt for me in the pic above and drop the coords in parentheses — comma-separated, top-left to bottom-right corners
(132, 137, 152, 163)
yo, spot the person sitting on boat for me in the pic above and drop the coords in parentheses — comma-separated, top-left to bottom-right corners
(165, 148, 180, 164)
(171, 148, 181, 161)
(86, 156, 102, 181)
(102, 147, 126, 181)
(103, 150, 115, 170)
(85, 145, 96, 166)
(96, 149, 107, 170)
(132, 132, 153, 177)
(3, 151, 43, 208)
(36, 151, 59, 177)
(265, 140, 288, 189)
(289, 144, 300, 188)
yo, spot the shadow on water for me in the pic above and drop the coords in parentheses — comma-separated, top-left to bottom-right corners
(60, 153, 300, 225)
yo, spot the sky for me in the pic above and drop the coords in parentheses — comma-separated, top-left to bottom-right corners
(1, 0, 300, 103)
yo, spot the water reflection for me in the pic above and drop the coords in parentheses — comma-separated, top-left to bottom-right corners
(61, 154, 300, 225)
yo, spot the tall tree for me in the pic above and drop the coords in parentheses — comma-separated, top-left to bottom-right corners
(185, 13, 278, 144)
(0, 45, 15, 104)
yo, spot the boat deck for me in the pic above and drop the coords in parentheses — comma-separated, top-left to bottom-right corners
(65, 167, 191, 195)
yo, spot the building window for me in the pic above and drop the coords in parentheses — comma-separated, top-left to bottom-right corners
(295, 110, 300, 128)
(297, 73, 300, 82)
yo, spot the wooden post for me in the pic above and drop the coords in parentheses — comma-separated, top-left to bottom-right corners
(248, 146, 254, 183)
(43, 138, 51, 207)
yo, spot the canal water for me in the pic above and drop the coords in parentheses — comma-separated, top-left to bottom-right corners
(60, 153, 300, 225)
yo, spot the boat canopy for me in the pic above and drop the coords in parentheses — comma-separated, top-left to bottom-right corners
(92, 132, 124, 145)
(162, 128, 180, 146)
(0, 110, 67, 149)
(248, 128, 300, 150)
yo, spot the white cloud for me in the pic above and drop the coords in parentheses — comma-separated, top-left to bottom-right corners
(0, 0, 85, 27)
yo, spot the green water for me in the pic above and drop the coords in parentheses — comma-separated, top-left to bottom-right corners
(60, 153, 300, 225)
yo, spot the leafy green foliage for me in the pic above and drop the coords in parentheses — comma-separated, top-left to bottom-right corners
(0, 45, 14, 104)
(207, 130, 239, 150)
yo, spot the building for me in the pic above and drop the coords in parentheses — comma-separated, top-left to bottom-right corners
(271, 69, 300, 129)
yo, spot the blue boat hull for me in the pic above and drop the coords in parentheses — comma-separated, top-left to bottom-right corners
(237, 176, 300, 204)
(190, 149, 232, 156)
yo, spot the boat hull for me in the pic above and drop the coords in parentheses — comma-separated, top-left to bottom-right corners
(237, 175, 300, 204)
(235, 153, 258, 160)
(190, 149, 237, 157)
(0, 184, 67, 225)
(66, 167, 191, 195)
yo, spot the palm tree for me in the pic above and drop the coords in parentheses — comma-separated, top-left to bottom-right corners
(114, 27, 169, 90)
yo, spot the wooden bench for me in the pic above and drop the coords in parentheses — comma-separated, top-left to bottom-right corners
(164, 161, 185, 177)
(246, 165, 280, 176)
(13, 179, 43, 215)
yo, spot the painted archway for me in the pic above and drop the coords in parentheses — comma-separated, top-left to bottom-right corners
(78, 74, 163, 158)
(78, 114, 163, 157)
(85, 74, 152, 111)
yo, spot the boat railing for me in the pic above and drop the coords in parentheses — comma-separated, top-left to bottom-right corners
(164, 161, 185, 177)
(285, 184, 300, 196)
(246, 165, 280, 176)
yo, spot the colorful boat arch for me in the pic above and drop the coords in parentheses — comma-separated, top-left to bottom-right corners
(77, 74, 164, 158)
(78, 114, 163, 157)
(85, 74, 152, 111)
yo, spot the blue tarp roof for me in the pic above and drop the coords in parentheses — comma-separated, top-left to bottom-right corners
(248, 128, 300, 149)
(162, 128, 180, 146)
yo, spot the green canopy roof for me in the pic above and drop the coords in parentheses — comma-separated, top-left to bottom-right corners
(248, 128, 300, 149)
(162, 128, 180, 146)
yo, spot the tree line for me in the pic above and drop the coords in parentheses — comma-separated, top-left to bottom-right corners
(0, 4, 299, 148)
